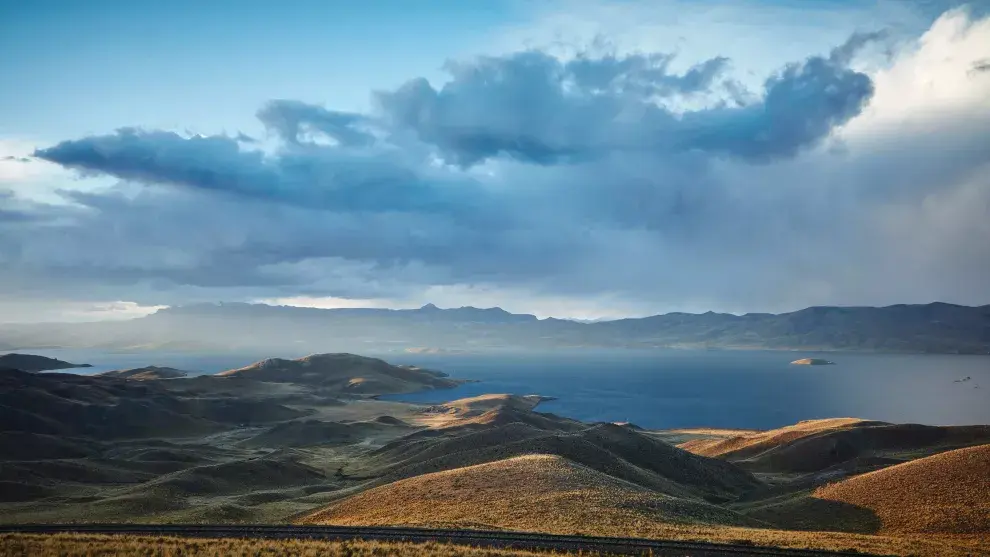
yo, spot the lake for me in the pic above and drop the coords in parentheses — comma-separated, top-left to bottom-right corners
(10, 348, 990, 430)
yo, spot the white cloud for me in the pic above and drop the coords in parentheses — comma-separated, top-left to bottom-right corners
(0, 299, 166, 324)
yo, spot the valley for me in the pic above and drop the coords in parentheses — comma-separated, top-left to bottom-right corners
(0, 352, 988, 555)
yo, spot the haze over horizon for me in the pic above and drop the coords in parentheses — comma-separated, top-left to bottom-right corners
(2, 0, 989, 324)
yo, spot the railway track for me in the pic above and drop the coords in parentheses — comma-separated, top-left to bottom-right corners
(0, 524, 885, 556)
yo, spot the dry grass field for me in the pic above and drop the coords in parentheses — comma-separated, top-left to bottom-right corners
(815, 444, 990, 535)
(676, 418, 878, 458)
(303, 454, 759, 530)
(302, 454, 989, 557)
(0, 533, 580, 557)
(677, 418, 990, 476)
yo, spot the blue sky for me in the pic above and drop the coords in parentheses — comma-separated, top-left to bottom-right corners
(1, 0, 989, 321)
(1, 0, 525, 141)
(2, 0, 959, 141)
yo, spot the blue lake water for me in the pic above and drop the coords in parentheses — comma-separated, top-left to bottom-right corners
(10, 348, 990, 430)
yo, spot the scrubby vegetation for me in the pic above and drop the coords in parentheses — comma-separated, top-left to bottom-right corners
(0, 534, 577, 557)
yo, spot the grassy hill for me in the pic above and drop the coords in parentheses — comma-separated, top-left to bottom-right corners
(352, 395, 759, 502)
(814, 444, 990, 535)
(678, 419, 990, 474)
(303, 454, 760, 530)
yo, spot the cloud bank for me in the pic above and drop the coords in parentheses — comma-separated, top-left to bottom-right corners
(3, 7, 989, 319)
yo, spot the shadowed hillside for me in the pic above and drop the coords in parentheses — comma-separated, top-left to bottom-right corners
(239, 418, 413, 449)
(0, 353, 90, 372)
(0, 369, 303, 440)
(217, 353, 463, 394)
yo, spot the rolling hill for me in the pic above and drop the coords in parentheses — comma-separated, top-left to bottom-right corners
(0, 368, 303, 441)
(745, 444, 990, 540)
(349, 395, 760, 503)
(302, 454, 761, 531)
(814, 444, 990, 535)
(678, 419, 990, 474)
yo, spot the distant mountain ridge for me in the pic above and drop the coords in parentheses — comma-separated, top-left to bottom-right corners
(159, 302, 539, 323)
(1, 301, 987, 355)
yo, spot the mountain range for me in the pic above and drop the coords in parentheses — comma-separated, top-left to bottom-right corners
(1, 301, 988, 355)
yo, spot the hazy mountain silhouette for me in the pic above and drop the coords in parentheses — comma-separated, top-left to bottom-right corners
(1, 301, 987, 354)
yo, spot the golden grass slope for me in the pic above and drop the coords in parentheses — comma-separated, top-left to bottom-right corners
(677, 418, 990, 475)
(678, 418, 875, 458)
(814, 443, 990, 535)
(301, 454, 986, 556)
(0, 533, 570, 557)
(305, 454, 764, 531)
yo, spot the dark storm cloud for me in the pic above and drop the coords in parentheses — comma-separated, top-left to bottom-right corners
(34, 128, 489, 217)
(677, 55, 874, 160)
(376, 44, 873, 166)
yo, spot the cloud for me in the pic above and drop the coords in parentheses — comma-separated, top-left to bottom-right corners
(376, 44, 872, 166)
(256, 100, 376, 146)
(34, 127, 493, 217)
(38, 41, 873, 179)
(6, 8, 990, 317)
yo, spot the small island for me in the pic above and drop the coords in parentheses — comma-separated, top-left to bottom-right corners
(790, 358, 835, 366)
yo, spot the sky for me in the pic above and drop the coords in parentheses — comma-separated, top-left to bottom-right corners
(1, 0, 989, 322)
